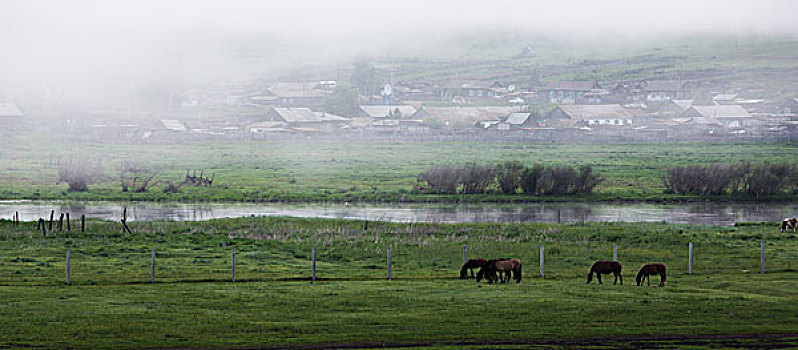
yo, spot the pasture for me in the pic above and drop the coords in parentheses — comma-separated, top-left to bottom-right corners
(1, 138, 797, 202)
(1, 217, 797, 348)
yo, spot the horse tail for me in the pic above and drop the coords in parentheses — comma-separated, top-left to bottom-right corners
(660, 265, 667, 286)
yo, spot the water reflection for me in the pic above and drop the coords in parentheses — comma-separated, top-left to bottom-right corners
(0, 201, 796, 226)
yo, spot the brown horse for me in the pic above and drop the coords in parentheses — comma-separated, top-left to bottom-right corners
(477, 258, 522, 284)
(460, 258, 488, 279)
(636, 263, 667, 287)
(587, 260, 623, 285)
(781, 218, 797, 232)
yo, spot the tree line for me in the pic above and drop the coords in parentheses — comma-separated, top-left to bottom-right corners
(417, 161, 602, 195)
(662, 162, 798, 198)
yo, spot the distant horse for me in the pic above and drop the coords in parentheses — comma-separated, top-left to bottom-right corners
(477, 258, 522, 284)
(636, 263, 667, 287)
(587, 260, 623, 285)
(460, 258, 488, 279)
(781, 218, 797, 232)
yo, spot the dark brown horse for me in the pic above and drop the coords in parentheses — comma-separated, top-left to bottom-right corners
(587, 260, 623, 285)
(636, 263, 667, 287)
(460, 258, 488, 279)
(781, 218, 797, 232)
(476, 258, 522, 284)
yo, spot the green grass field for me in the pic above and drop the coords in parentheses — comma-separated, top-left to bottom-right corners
(1, 217, 797, 348)
(1, 138, 797, 202)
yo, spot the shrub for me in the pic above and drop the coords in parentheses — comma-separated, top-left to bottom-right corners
(58, 158, 102, 192)
(458, 163, 495, 194)
(418, 165, 459, 193)
(495, 161, 526, 194)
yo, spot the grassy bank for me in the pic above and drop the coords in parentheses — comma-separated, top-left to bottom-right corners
(1, 139, 797, 203)
(1, 217, 797, 348)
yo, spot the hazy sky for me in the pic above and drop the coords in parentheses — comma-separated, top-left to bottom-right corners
(1, 0, 796, 106)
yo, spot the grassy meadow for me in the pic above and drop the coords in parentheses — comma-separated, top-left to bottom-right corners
(1, 138, 797, 202)
(1, 217, 797, 348)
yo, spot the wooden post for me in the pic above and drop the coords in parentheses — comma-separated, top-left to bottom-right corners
(39, 218, 46, 237)
(539, 245, 545, 278)
(387, 246, 392, 280)
(66, 213, 70, 233)
(14, 211, 18, 226)
(49, 210, 54, 231)
(81, 215, 85, 233)
(760, 240, 765, 274)
(150, 250, 156, 283)
(66, 250, 70, 285)
(688, 242, 693, 275)
(231, 249, 236, 282)
(613, 244, 618, 261)
(57, 213, 63, 231)
(463, 245, 467, 266)
(121, 207, 132, 234)
(311, 246, 316, 282)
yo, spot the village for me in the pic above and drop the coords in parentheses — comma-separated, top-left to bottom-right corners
(2, 48, 798, 143)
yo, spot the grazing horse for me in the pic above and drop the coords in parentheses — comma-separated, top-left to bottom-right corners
(460, 258, 488, 279)
(636, 263, 667, 287)
(476, 258, 522, 284)
(587, 260, 623, 285)
(781, 218, 797, 233)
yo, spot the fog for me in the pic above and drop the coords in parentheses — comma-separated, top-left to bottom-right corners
(1, 0, 797, 111)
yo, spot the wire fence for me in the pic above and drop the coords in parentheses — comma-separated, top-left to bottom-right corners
(0, 239, 793, 286)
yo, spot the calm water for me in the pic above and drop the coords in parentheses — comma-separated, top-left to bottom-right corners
(1, 200, 797, 226)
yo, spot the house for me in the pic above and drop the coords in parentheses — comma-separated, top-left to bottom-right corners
(435, 81, 507, 102)
(497, 112, 536, 130)
(260, 107, 349, 131)
(538, 81, 606, 104)
(657, 99, 694, 116)
(680, 105, 754, 128)
(413, 106, 516, 129)
(713, 94, 739, 105)
(0, 103, 23, 118)
(359, 105, 417, 119)
(247, 121, 288, 134)
(547, 105, 634, 127)
(160, 119, 187, 132)
(266, 82, 328, 108)
(635, 80, 690, 102)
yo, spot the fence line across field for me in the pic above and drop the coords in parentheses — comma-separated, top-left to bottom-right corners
(0, 241, 783, 285)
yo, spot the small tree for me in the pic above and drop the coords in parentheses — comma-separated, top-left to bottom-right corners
(323, 85, 361, 117)
(575, 165, 602, 194)
(459, 163, 495, 194)
(58, 158, 102, 192)
(520, 164, 544, 195)
(418, 165, 459, 194)
(119, 161, 159, 193)
(496, 161, 526, 194)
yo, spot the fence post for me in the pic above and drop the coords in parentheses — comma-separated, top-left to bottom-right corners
(311, 245, 316, 282)
(688, 242, 693, 274)
(81, 215, 85, 233)
(49, 210, 54, 231)
(150, 250, 156, 283)
(66, 250, 71, 285)
(231, 249, 236, 282)
(760, 240, 765, 274)
(387, 246, 392, 280)
(613, 244, 618, 261)
(463, 245, 467, 266)
(539, 245, 545, 278)
(66, 213, 70, 233)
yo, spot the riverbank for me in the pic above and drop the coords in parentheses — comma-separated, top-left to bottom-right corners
(1, 140, 797, 203)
